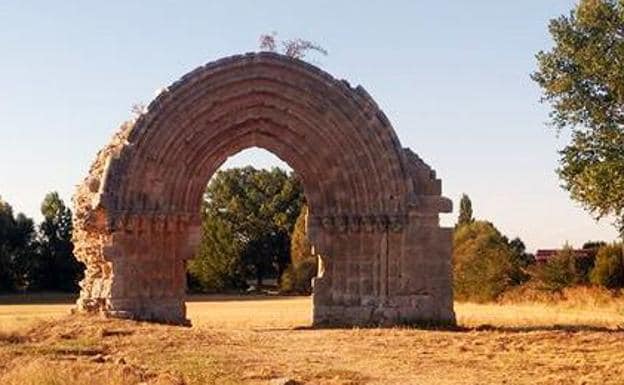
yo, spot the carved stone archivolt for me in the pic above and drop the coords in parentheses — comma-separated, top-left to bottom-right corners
(73, 52, 455, 326)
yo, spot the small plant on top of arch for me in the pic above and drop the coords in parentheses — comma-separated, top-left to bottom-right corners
(259, 32, 328, 60)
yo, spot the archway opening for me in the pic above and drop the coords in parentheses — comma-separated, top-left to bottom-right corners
(185, 147, 319, 327)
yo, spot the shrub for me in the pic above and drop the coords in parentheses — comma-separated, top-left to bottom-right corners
(590, 243, 624, 289)
(290, 204, 314, 265)
(500, 283, 619, 307)
(531, 247, 587, 291)
(280, 258, 317, 295)
(280, 204, 318, 294)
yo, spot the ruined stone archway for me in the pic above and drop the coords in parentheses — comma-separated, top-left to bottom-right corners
(73, 52, 455, 326)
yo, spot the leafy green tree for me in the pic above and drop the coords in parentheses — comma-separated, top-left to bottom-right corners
(188, 217, 247, 292)
(0, 197, 38, 292)
(281, 204, 318, 294)
(190, 167, 304, 291)
(590, 243, 624, 288)
(453, 221, 524, 302)
(533, 0, 624, 234)
(507, 237, 534, 285)
(457, 194, 474, 227)
(10, 213, 38, 290)
(241, 229, 291, 287)
(0, 198, 17, 292)
(35, 192, 83, 292)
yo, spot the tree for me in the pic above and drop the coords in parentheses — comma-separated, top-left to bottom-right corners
(241, 229, 291, 287)
(457, 194, 474, 226)
(259, 32, 328, 59)
(0, 197, 37, 292)
(9, 213, 37, 290)
(0, 198, 17, 292)
(590, 242, 624, 288)
(281, 204, 318, 294)
(507, 237, 535, 285)
(188, 216, 247, 292)
(453, 221, 524, 302)
(189, 167, 304, 291)
(290, 204, 314, 266)
(35, 192, 83, 292)
(532, 0, 624, 234)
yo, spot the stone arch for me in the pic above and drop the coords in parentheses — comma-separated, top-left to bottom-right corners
(73, 52, 455, 326)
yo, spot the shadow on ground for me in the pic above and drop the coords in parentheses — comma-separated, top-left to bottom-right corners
(186, 294, 307, 303)
(0, 292, 77, 305)
(291, 323, 624, 334)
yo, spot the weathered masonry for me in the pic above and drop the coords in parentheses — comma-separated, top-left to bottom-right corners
(73, 52, 455, 326)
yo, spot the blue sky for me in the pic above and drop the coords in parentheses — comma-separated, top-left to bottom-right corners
(0, 1, 617, 251)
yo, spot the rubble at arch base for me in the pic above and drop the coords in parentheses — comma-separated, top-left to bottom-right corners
(72, 52, 456, 327)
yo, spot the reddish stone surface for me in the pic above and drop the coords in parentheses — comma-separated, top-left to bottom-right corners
(73, 52, 455, 326)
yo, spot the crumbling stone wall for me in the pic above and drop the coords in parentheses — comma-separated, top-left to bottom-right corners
(73, 122, 133, 314)
(73, 52, 455, 326)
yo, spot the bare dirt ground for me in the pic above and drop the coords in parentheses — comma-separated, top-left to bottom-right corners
(1, 296, 624, 385)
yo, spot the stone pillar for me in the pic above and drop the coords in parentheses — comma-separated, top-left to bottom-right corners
(310, 212, 455, 326)
(391, 210, 456, 324)
(77, 212, 200, 325)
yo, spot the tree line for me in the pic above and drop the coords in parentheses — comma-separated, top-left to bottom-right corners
(4, 184, 621, 301)
(0, 192, 83, 293)
(453, 194, 624, 303)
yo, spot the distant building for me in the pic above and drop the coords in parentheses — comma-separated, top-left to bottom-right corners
(535, 249, 596, 263)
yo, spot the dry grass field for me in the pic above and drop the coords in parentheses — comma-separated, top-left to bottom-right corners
(1, 295, 624, 385)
